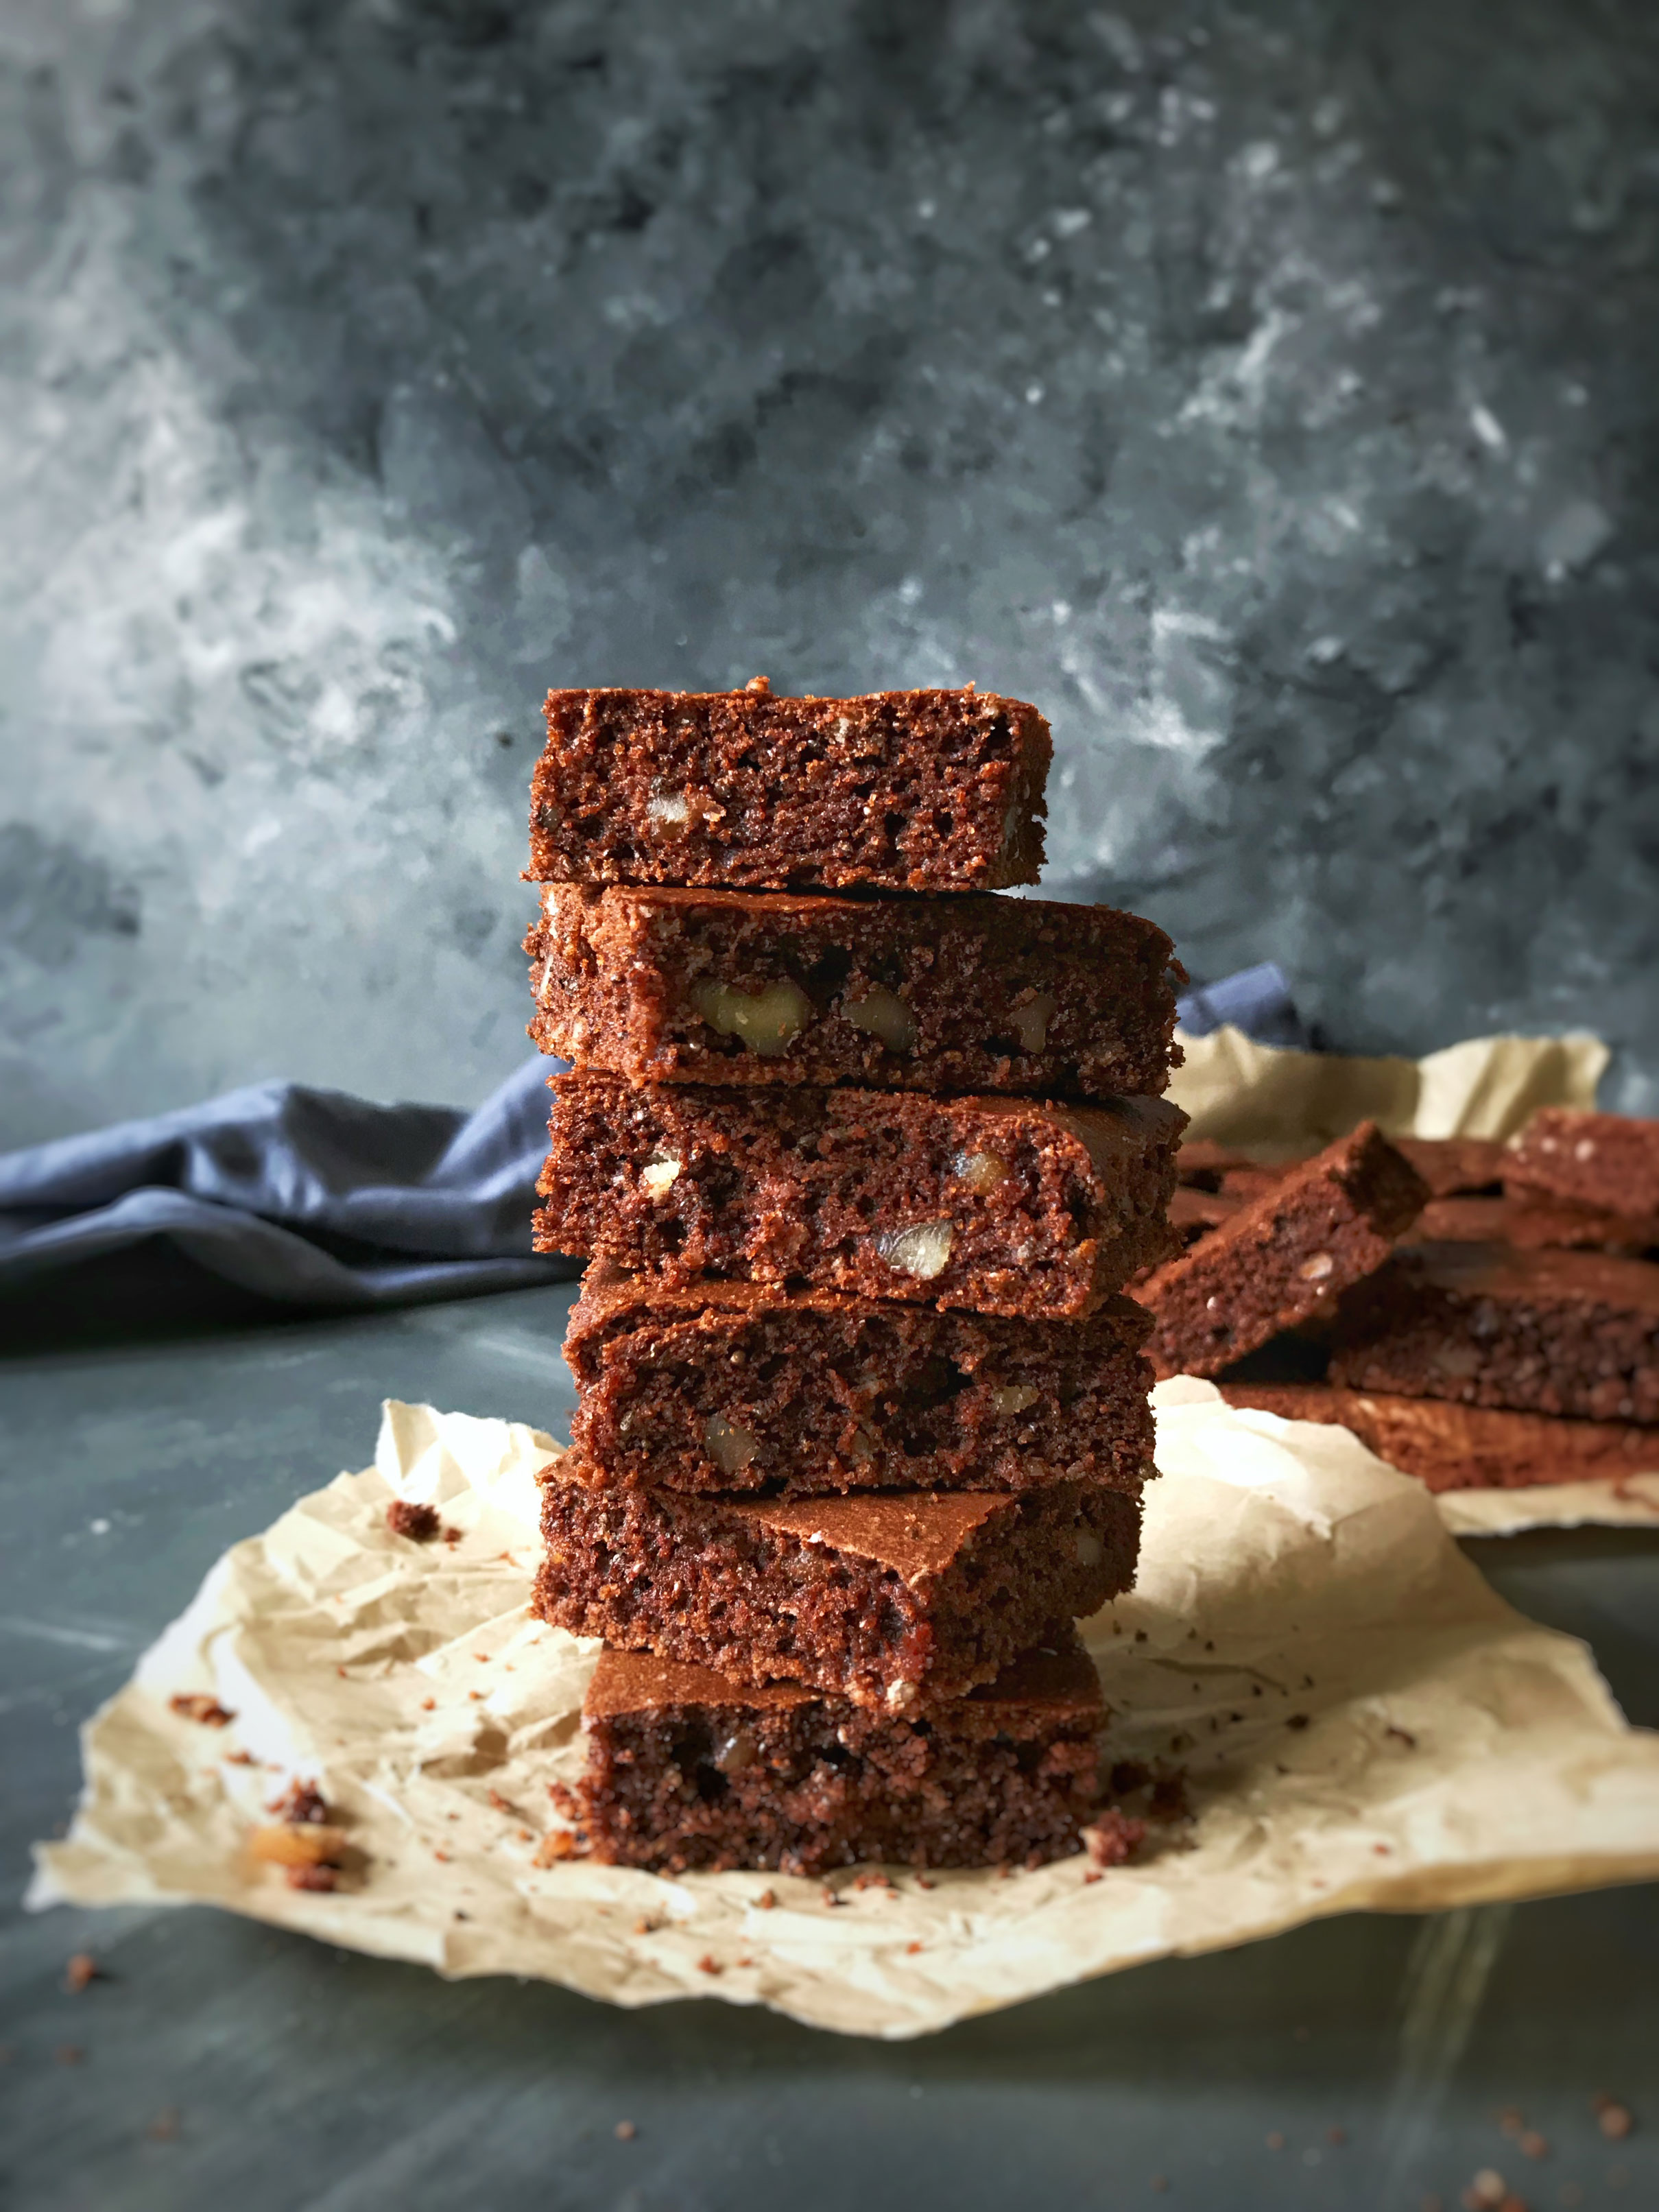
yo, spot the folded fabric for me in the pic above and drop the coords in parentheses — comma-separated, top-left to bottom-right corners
(0, 965, 1302, 1313)
(0, 1056, 578, 1310)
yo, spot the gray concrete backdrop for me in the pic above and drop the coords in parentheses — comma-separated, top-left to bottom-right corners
(1, 0, 1655, 1146)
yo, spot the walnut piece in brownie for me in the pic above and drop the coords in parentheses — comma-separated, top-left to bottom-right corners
(1219, 1383, 1659, 1494)
(532, 1454, 1141, 1707)
(536, 1077, 1184, 1318)
(527, 684, 1051, 892)
(575, 1634, 1132, 1875)
(564, 1268, 1155, 1497)
(1506, 1111, 1659, 1235)
(1136, 1122, 1429, 1379)
(1329, 1241, 1659, 1424)
(526, 883, 1182, 1101)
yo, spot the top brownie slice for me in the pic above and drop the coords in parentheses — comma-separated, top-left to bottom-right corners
(1505, 1111, 1659, 1232)
(1137, 1121, 1429, 1378)
(527, 884, 1182, 1100)
(527, 683, 1050, 890)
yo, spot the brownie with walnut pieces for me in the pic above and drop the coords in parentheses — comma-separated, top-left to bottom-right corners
(1505, 1111, 1659, 1236)
(536, 1077, 1184, 1318)
(564, 1266, 1156, 1498)
(1328, 1241, 1659, 1424)
(526, 883, 1182, 1102)
(527, 682, 1051, 892)
(532, 1452, 1141, 1708)
(1219, 1382, 1659, 1494)
(1136, 1122, 1429, 1379)
(574, 1633, 1139, 1875)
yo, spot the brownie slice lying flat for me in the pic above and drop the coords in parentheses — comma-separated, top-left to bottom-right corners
(1219, 1383, 1659, 1495)
(1329, 1242, 1659, 1425)
(1392, 1137, 1509, 1198)
(573, 1634, 1132, 1875)
(1411, 1194, 1656, 1258)
(1505, 1111, 1659, 1237)
(527, 683, 1051, 892)
(564, 1268, 1155, 1497)
(532, 1454, 1141, 1706)
(526, 883, 1182, 1101)
(536, 1077, 1185, 1318)
(1136, 1122, 1429, 1379)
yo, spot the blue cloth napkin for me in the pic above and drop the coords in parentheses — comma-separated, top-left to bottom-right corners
(0, 965, 1302, 1313)
(0, 1055, 577, 1309)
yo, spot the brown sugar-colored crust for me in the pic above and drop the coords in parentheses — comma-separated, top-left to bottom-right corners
(1136, 1123, 1430, 1379)
(535, 1077, 1185, 1318)
(575, 1634, 1119, 1874)
(1329, 1241, 1659, 1425)
(1219, 1383, 1659, 1494)
(527, 685, 1051, 892)
(1411, 1194, 1657, 1257)
(1506, 1111, 1659, 1232)
(525, 884, 1182, 1101)
(564, 1268, 1155, 1497)
(532, 1455, 1141, 1707)
(1392, 1137, 1510, 1198)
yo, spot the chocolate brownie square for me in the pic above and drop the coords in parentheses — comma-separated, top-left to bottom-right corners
(564, 1268, 1155, 1498)
(532, 1455, 1141, 1707)
(1219, 1382, 1659, 1494)
(574, 1633, 1131, 1874)
(1393, 1137, 1509, 1198)
(535, 1077, 1185, 1318)
(1136, 1122, 1429, 1379)
(526, 883, 1182, 1102)
(1411, 1194, 1656, 1257)
(527, 683, 1050, 892)
(1506, 1111, 1659, 1235)
(1329, 1242, 1659, 1424)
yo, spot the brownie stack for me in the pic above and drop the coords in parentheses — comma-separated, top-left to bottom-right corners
(521, 680, 1186, 1874)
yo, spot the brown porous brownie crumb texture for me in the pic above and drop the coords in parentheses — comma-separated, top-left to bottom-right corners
(525, 883, 1182, 1102)
(1138, 1122, 1429, 1379)
(527, 685, 1051, 892)
(1329, 1241, 1659, 1425)
(575, 1638, 1119, 1875)
(532, 1455, 1143, 1706)
(536, 1076, 1184, 1318)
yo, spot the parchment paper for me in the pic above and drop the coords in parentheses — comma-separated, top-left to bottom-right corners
(33, 1390, 1659, 2038)
(1167, 1025, 1658, 1532)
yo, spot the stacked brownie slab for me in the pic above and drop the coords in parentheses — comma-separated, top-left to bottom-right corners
(523, 681, 1186, 1874)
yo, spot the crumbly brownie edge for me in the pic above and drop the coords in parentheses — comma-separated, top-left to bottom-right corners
(564, 1287, 1156, 1496)
(1219, 1382, 1659, 1492)
(1139, 1123, 1429, 1380)
(577, 1672, 1109, 1875)
(532, 1471, 1143, 1705)
(527, 687, 1051, 892)
(525, 884, 1182, 1101)
(534, 1079, 1184, 1319)
(1328, 1244, 1659, 1425)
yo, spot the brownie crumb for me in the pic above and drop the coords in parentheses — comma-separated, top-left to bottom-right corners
(614, 2121, 636, 2143)
(1598, 2102, 1634, 2140)
(756, 1889, 776, 1910)
(268, 1780, 329, 1825)
(169, 1693, 234, 1727)
(696, 1953, 724, 1975)
(64, 1953, 100, 1993)
(385, 1499, 442, 1542)
(285, 1864, 339, 1892)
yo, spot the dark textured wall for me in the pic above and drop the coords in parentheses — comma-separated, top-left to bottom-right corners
(1, 0, 1655, 1144)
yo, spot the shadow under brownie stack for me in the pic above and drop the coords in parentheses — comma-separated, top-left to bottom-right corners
(523, 679, 1186, 1874)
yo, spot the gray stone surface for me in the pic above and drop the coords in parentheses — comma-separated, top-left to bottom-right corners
(1, 0, 1656, 1145)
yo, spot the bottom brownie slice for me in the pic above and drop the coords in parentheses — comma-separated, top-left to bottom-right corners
(533, 1457, 1141, 1706)
(575, 1635, 1136, 1874)
(1219, 1383, 1659, 1493)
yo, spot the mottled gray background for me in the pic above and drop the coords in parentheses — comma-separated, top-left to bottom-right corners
(1, 0, 1656, 1147)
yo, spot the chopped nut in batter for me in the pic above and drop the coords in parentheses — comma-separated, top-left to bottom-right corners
(689, 977, 811, 1058)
